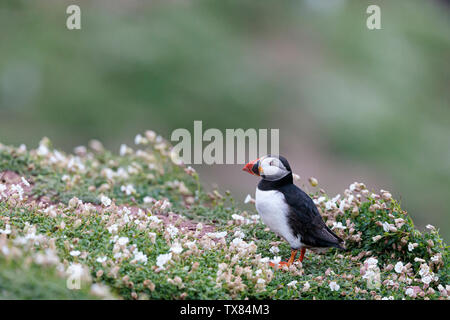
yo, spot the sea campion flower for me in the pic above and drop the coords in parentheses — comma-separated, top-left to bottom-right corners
(132, 251, 148, 265)
(405, 288, 415, 297)
(302, 282, 311, 292)
(233, 230, 245, 239)
(170, 242, 183, 254)
(269, 246, 280, 254)
(329, 281, 340, 291)
(96, 256, 107, 263)
(117, 237, 129, 246)
(121, 184, 136, 196)
(394, 262, 404, 273)
(231, 214, 245, 221)
(270, 256, 281, 266)
(372, 235, 382, 242)
(206, 231, 227, 239)
(156, 253, 172, 269)
(166, 225, 179, 238)
(332, 222, 346, 230)
(70, 250, 81, 257)
(100, 195, 112, 207)
(408, 243, 418, 252)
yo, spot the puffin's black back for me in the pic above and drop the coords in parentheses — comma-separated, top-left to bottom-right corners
(280, 184, 344, 249)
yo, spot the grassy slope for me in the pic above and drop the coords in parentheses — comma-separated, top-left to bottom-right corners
(0, 133, 448, 300)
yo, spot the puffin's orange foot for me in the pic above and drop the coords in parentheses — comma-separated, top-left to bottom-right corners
(269, 249, 298, 269)
(269, 261, 291, 269)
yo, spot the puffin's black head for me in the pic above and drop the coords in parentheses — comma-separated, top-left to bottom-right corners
(243, 155, 292, 181)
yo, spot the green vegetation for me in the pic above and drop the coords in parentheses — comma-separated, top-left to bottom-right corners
(0, 133, 447, 299)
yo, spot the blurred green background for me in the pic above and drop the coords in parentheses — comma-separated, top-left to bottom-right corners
(1, 0, 449, 240)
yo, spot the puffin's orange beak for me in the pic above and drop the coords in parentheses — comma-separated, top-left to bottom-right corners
(242, 158, 260, 176)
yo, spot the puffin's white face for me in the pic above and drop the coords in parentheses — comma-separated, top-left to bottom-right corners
(258, 156, 291, 181)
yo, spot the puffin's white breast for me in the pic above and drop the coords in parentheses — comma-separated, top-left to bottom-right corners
(255, 188, 303, 249)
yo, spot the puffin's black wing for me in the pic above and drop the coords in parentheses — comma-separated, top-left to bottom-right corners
(279, 184, 344, 249)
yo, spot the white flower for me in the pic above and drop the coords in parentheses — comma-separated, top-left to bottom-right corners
(257, 279, 265, 285)
(366, 257, 378, 267)
(96, 256, 107, 263)
(419, 264, 430, 277)
(332, 222, 346, 230)
(185, 240, 197, 249)
(421, 275, 433, 285)
(170, 242, 183, 254)
(303, 282, 310, 291)
(107, 224, 118, 234)
(231, 238, 243, 246)
(431, 255, 439, 263)
(270, 256, 281, 266)
(405, 288, 414, 297)
(313, 196, 326, 205)
(287, 280, 298, 288)
(10, 184, 24, 200)
(21, 177, 30, 187)
(100, 195, 112, 207)
(394, 262, 404, 273)
(332, 194, 341, 203)
(408, 243, 416, 252)
(120, 184, 136, 195)
(70, 250, 81, 257)
(117, 237, 129, 246)
(166, 225, 179, 238)
(325, 201, 334, 210)
(156, 253, 172, 269)
(37, 144, 49, 156)
(382, 222, 391, 232)
(233, 230, 245, 239)
(231, 214, 245, 221)
(119, 144, 128, 156)
(269, 246, 280, 254)
(206, 231, 227, 239)
(148, 215, 161, 223)
(425, 224, 435, 231)
(133, 251, 148, 264)
(134, 134, 145, 145)
(329, 281, 340, 291)
(143, 196, 154, 204)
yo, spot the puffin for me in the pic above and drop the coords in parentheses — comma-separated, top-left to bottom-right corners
(242, 155, 344, 267)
